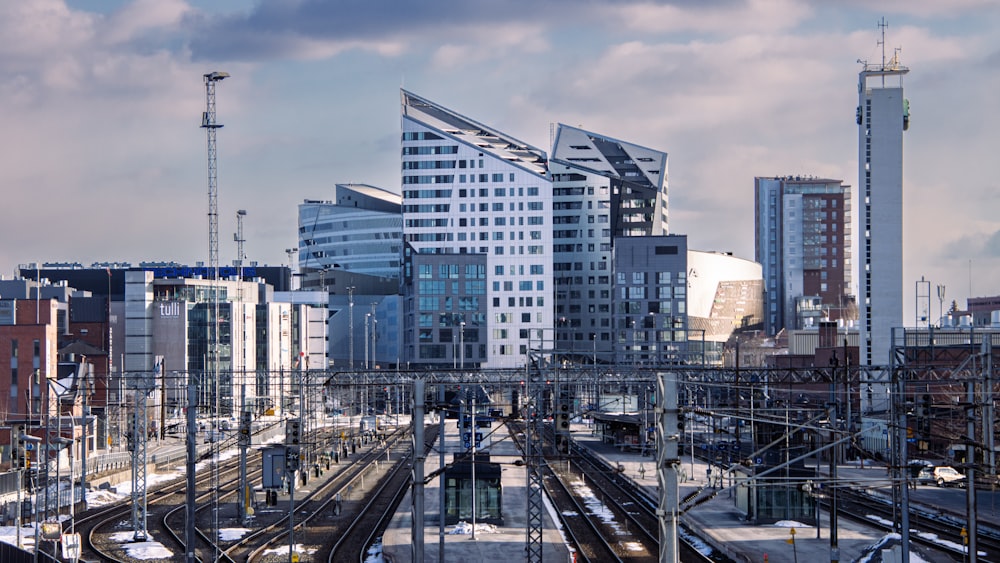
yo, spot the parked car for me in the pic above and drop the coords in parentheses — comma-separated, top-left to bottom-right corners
(918, 465, 965, 487)
(907, 459, 935, 478)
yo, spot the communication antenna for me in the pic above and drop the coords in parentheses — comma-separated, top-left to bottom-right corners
(877, 17, 888, 85)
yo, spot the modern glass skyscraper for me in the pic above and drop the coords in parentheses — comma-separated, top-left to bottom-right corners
(858, 55, 909, 366)
(549, 125, 668, 363)
(754, 176, 853, 336)
(400, 90, 553, 369)
(297, 183, 402, 280)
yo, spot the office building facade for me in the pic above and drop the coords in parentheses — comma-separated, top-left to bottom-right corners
(754, 176, 853, 336)
(550, 125, 668, 364)
(297, 184, 403, 284)
(400, 90, 553, 369)
(611, 236, 689, 366)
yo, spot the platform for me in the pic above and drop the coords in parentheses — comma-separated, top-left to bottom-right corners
(381, 416, 570, 562)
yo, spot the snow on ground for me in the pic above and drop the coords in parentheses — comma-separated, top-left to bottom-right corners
(541, 483, 575, 556)
(86, 468, 182, 508)
(569, 479, 625, 535)
(772, 520, 808, 529)
(0, 525, 38, 549)
(218, 528, 251, 541)
(363, 538, 384, 563)
(622, 541, 644, 551)
(678, 524, 716, 559)
(864, 516, 984, 558)
(262, 543, 316, 557)
(109, 531, 173, 560)
(448, 521, 499, 534)
(855, 533, 938, 563)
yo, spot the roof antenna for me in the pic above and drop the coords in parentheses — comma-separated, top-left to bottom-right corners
(877, 17, 888, 85)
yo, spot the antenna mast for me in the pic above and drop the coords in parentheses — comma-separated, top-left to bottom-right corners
(877, 17, 888, 85)
(877, 17, 888, 68)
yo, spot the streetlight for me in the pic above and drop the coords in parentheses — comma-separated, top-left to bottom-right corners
(592, 333, 597, 366)
(630, 319, 637, 368)
(372, 318, 378, 370)
(347, 286, 355, 370)
(460, 321, 466, 370)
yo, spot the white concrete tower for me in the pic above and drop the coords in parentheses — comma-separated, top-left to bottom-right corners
(857, 37, 909, 367)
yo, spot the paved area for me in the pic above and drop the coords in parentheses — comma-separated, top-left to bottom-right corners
(381, 415, 570, 563)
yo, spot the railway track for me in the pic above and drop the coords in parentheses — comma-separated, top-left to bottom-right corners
(79, 435, 250, 562)
(832, 486, 1000, 562)
(216, 424, 434, 563)
(508, 420, 720, 562)
(79, 420, 375, 562)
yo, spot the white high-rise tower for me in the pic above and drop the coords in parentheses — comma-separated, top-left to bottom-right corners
(400, 90, 553, 369)
(857, 35, 909, 367)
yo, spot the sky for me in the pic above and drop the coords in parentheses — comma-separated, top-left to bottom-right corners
(1, 0, 998, 325)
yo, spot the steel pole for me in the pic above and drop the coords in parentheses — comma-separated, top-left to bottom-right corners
(185, 384, 197, 563)
(412, 379, 426, 562)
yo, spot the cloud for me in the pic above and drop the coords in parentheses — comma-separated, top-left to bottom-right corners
(183, 0, 573, 62)
(837, 0, 1000, 19)
(103, 0, 191, 45)
(0, 2, 97, 63)
(429, 23, 550, 70)
(609, 0, 811, 34)
(0, 0, 998, 319)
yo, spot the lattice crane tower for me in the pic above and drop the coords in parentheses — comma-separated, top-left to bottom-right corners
(202, 71, 229, 279)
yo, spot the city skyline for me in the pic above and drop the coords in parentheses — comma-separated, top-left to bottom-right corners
(1, 1, 998, 327)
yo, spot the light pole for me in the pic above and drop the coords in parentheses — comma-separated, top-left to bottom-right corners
(372, 318, 378, 370)
(347, 287, 355, 370)
(460, 321, 466, 370)
(592, 333, 597, 366)
(469, 390, 477, 541)
(631, 319, 637, 368)
(365, 314, 370, 370)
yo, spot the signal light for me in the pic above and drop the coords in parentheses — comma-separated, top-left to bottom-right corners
(285, 419, 301, 446)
